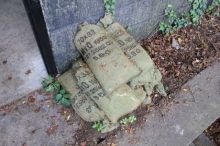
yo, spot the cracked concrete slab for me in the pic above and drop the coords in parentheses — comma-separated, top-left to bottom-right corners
(0, 0, 47, 106)
(0, 91, 80, 146)
(117, 62, 220, 146)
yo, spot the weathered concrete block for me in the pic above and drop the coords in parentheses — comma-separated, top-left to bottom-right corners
(40, 0, 190, 73)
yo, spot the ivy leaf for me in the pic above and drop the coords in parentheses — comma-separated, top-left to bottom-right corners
(59, 89, 66, 94)
(41, 75, 54, 87)
(63, 94, 71, 99)
(59, 98, 71, 107)
(112, 0, 116, 4)
(110, 5, 115, 10)
(52, 82, 61, 90)
(105, 4, 110, 10)
(167, 4, 172, 8)
(54, 94, 63, 102)
(45, 84, 55, 92)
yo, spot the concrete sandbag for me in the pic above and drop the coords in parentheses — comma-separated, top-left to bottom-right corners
(73, 60, 143, 123)
(100, 15, 166, 96)
(74, 24, 141, 94)
(57, 70, 105, 122)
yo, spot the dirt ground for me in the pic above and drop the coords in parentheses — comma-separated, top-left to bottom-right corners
(74, 14, 220, 146)
(205, 118, 220, 146)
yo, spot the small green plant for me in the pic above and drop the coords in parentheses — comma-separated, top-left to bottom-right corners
(92, 121, 106, 132)
(159, 22, 172, 34)
(188, 0, 207, 24)
(41, 76, 71, 107)
(41, 75, 60, 92)
(104, 0, 116, 15)
(206, 0, 220, 16)
(165, 4, 177, 24)
(119, 115, 137, 125)
(159, 5, 189, 34)
(53, 88, 71, 107)
(159, 0, 211, 34)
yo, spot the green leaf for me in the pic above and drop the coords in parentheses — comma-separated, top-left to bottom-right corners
(112, 0, 116, 3)
(45, 84, 55, 92)
(59, 98, 71, 107)
(92, 121, 106, 132)
(110, 5, 115, 9)
(105, 4, 110, 9)
(41, 75, 54, 87)
(167, 4, 172, 8)
(120, 115, 137, 125)
(63, 94, 71, 99)
(54, 94, 63, 102)
(52, 82, 61, 90)
(59, 89, 66, 94)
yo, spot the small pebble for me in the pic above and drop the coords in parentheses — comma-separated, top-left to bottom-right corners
(172, 38, 180, 50)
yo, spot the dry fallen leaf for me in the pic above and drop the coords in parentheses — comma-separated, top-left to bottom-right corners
(80, 142, 86, 146)
(107, 143, 117, 146)
(2, 60, 7, 64)
(28, 96, 36, 104)
(25, 69, 32, 75)
(46, 125, 58, 136)
(178, 37, 183, 44)
(182, 88, 188, 92)
(125, 127, 135, 134)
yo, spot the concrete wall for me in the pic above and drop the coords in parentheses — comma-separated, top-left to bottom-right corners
(40, 0, 190, 73)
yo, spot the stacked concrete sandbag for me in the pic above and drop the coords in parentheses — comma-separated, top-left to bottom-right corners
(73, 60, 144, 123)
(57, 17, 166, 132)
(74, 24, 141, 94)
(57, 70, 104, 122)
(99, 14, 167, 97)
